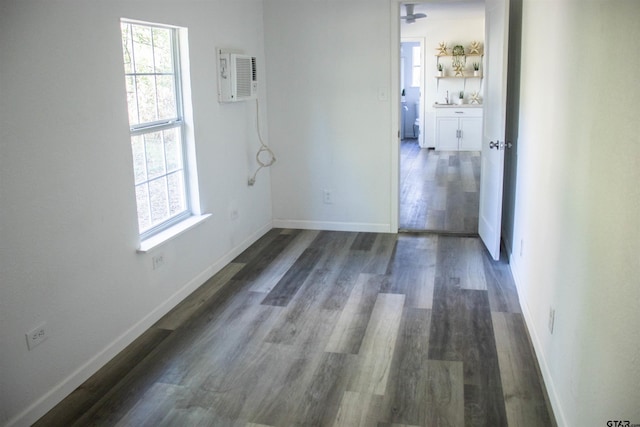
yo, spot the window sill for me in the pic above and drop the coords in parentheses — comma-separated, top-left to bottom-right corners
(137, 214, 211, 253)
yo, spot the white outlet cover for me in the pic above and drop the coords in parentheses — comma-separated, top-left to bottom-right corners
(152, 254, 165, 270)
(26, 322, 47, 350)
(323, 190, 334, 204)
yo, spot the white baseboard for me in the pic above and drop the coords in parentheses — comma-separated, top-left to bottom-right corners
(508, 254, 568, 427)
(272, 219, 391, 233)
(7, 221, 273, 427)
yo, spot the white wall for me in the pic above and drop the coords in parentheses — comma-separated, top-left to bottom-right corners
(0, 1, 271, 425)
(512, 0, 640, 425)
(2, 1, 640, 426)
(264, 0, 393, 232)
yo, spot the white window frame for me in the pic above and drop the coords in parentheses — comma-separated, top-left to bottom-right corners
(411, 45, 421, 88)
(121, 19, 194, 243)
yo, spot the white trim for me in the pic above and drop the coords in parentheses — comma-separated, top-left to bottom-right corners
(178, 26, 202, 217)
(273, 219, 392, 234)
(119, 17, 182, 31)
(6, 221, 273, 427)
(389, 0, 401, 233)
(122, 20, 195, 242)
(137, 213, 211, 253)
(509, 254, 567, 427)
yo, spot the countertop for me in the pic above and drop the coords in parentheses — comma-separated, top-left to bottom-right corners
(433, 103, 483, 108)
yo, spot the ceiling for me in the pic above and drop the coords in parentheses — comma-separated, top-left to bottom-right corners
(405, 1, 485, 20)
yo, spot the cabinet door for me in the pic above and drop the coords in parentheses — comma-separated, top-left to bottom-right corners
(459, 117, 483, 151)
(435, 117, 460, 151)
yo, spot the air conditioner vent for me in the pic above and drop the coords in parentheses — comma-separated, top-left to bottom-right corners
(235, 56, 253, 98)
(252, 57, 257, 81)
(217, 49, 258, 102)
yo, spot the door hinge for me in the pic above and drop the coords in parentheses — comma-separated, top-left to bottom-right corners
(489, 140, 513, 150)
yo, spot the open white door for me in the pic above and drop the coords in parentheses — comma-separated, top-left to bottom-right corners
(479, 0, 509, 260)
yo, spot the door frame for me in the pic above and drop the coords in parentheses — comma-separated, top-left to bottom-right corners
(390, 0, 507, 239)
(389, 0, 401, 233)
(400, 36, 426, 148)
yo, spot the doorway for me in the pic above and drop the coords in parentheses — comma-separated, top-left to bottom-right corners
(398, 1, 485, 235)
(400, 39, 424, 148)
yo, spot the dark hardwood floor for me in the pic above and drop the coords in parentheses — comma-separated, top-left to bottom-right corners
(36, 229, 555, 427)
(400, 140, 480, 234)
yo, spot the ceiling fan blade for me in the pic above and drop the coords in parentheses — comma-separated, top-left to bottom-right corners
(405, 4, 415, 15)
(400, 13, 426, 22)
(401, 4, 426, 22)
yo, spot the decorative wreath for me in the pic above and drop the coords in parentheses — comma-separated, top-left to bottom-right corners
(452, 45, 465, 56)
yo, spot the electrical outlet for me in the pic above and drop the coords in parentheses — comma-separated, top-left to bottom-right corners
(26, 322, 48, 350)
(323, 189, 334, 204)
(152, 253, 165, 270)
(229, 202, 239, 221)
(548, 307, 556, 334)
(230, 207, 239, 220)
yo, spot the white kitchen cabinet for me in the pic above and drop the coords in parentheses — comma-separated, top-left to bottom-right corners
(434, 107, 483, 151)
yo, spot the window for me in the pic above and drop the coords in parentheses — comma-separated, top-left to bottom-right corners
(411, 45, 421, 87)
(121, 20, 190, 240)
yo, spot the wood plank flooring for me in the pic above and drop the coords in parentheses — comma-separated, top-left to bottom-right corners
(400, 141, 480, 234)
(35, 230, 555, 427)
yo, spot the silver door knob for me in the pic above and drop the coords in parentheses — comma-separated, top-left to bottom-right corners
(489, 141, 500, 149)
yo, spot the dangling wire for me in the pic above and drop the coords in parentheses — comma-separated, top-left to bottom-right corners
(248, 98, 276, 186)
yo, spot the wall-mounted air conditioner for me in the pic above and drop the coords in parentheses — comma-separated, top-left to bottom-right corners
(217, 48, 257, 102)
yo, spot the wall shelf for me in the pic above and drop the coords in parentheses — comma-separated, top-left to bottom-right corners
(434, 42, 485, 109)
(435, 53, 483, 57)
(435, 75, 482, 79)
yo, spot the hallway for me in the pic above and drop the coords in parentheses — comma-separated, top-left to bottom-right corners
(37, 229, 554, 427)
(400, 141, 481, 234)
